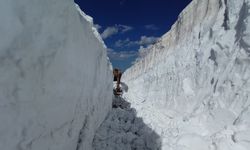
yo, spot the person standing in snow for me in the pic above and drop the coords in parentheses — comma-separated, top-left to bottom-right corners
(113, 68, 122, 95)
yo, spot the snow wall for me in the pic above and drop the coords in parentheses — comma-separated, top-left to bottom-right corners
(0, 1, 113, 150)
(123, 0, 250, 149)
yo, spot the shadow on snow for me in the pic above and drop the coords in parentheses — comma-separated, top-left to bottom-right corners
(93, 93, 162, 150)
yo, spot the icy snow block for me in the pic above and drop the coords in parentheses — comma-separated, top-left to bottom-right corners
(0, 1, 112, 150)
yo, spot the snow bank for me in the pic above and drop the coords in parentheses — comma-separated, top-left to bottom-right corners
(0, 1, 112, 150)
(123, 0, 250, 149)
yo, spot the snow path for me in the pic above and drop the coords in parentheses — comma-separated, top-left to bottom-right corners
(92, 96, 162, 150)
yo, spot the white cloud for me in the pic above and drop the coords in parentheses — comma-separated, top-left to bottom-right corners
(94, 24, 102, 31)
(119, 25, 133, 33)
(138, 36, 159, 46)
(144, 24, 159, 30)
(101, 26, 119, 39)
(115, 38, 136, 47)
(115, 39, 128, 47)
(107, 48, 138, 60)
(114, 36, 159, 48)
(101, 24, 133, 39)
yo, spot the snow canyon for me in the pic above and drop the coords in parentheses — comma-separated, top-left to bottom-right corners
(0, 0, 250, 150)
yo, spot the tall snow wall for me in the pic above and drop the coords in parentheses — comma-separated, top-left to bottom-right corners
(123, 0, 250, 149)
(0, 1, 113, 150)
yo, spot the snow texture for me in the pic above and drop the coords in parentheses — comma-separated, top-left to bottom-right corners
(93, 96, 161, 150)
(123, 0, 250, 150)
(0, 1, 112, 150)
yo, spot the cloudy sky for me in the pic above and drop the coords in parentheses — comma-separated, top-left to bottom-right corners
(75, 0, 192, 71)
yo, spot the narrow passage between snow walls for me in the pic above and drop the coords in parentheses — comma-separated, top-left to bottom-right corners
(1, 0, 250, 150)
(92, 95, 161, 150)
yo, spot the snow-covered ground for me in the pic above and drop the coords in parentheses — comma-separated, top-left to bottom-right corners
(93, 96, 161, 150)
(0, 1, 112, 150)
(123, 0, 250, 149)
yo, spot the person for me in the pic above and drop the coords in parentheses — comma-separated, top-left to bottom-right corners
(113, 68, 122, 95)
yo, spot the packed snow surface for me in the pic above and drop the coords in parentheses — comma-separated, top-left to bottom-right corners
(123, 0, 250, 150)
(93, 96, 161, 150)
(0, 1, 112, 150)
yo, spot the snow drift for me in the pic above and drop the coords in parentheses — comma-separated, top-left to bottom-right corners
(123, 0, 250, 149)
(0, 1, 112, 150)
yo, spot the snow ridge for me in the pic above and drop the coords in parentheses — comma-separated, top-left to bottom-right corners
(75, 4, 107, 50)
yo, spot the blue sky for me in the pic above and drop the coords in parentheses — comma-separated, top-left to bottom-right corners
(75, 0, 192, 71)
